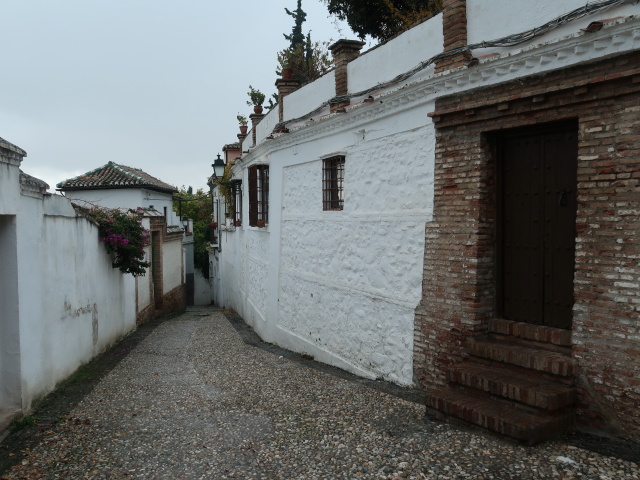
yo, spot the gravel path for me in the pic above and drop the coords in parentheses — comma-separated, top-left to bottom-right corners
(1, 310, 638, 479)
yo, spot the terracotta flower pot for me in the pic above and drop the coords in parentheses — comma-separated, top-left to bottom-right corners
(257, 219, 265, 228)
(282, 68, 294, 80)
(239, 125, 248, 135)
(253, 105, 263, 114)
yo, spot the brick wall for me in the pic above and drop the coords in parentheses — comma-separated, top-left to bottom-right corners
(136, 217, 186, 324)
(415, 52, 640, 438)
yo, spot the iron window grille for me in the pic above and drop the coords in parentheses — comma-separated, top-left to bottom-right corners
(248, 165, 269, 226)
(322, 156, 345, 211)
(231, 180, 242, 224)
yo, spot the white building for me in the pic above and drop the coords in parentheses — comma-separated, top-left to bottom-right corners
(211, 0, 640, 442)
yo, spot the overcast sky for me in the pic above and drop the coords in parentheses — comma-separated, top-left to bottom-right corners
(1, 0, 358, 193)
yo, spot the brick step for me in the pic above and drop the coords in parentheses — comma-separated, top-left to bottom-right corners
(489, 318, 572, 347)
(469, 336, 575, 377)
(448, 362, 576, 410)
(426, 387, 574, 444)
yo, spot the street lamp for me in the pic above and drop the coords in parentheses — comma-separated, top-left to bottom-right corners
(212, 153, 226, 179)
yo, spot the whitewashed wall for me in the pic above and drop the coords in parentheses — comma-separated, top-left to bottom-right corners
(162, 238, 183, 293)
(348, 13, 443, 94)
(213, 0, 640, 386)
(1, 140, 139, 414)
(63, 188, 180, 226)
(467, 0, 639, 57)
(283, 71, 336, 121)
(216, 97, 434, 384)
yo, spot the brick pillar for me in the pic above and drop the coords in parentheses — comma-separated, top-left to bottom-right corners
(249, 113, 265, 147)
(329, 39, 365, 112)
(435, 0, 471, 73)
(275, 78, 299, 123)
(237, 133, 247, 144)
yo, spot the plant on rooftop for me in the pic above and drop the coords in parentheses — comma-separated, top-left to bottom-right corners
(237, 113, 248, 126)
(246, 85, 266, 107)
(84, 207, 150, 276)
(276, 1, 332, 85)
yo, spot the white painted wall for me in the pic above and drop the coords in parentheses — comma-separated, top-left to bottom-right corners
(348, 13, 443, 94)
(15, 192, 137, 410)
(283, 71, 336, 121)
(0, 148, 138, 414)
(216, 97, 434, 384)
(0, 215, 21, 410)
(162, 238, 183, 293)
(63, 188, 180, 226)
(467, 0, 638, 57)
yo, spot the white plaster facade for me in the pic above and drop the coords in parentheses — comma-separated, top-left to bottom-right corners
(0, 139, 136, 416)
(62, 188, 180, 227)
(212, 1, 640, 385)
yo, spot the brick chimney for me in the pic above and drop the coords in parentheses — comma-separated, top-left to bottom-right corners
(275, 78, 299, 123)
(329, 39, 365, 112)
(435, 0, 471, 73)
(249, 112, 265, 146)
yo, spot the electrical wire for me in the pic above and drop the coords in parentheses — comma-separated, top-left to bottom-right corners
(272, 0, 630, 131)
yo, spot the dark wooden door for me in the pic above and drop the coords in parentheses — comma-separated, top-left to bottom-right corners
(498, 124, 577, 329)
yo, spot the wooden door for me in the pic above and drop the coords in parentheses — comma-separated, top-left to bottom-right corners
(498, 124, 578, 329)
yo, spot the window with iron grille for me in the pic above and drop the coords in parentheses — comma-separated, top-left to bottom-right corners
(231, 180, 242, 224)
(322, 156, 345, 211)
(248, 165, 269, 226)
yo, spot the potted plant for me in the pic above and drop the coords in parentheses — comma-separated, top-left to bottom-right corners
(235, 219, 242, 227)
(237, 113, 248, 135)
(257, 219, 265, 228)
(246, 85, 266, 114)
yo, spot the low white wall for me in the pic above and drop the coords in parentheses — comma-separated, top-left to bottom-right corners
(256, 107, 279, 145)
(162, 238, 183, 294)
(137, 244, 152, 313)
(283, 71, 336, 121)
(348, 13, 443, 94)
(467, 0, 638, 57)
(16, 192, 136, 410)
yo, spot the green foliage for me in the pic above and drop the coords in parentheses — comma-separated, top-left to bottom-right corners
(323, 0, 443, 41)
(84, 207, 150, 276)
(237, 113, 248, 126)
(10, 416, 36, 432)
(173, 188, 213, 279)
(284, 0, 307, 48)
(246, 85, 266, 107)
(277, 2, 333, 85)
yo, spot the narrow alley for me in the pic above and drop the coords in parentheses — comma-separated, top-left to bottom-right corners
(1, 310, 638, 480)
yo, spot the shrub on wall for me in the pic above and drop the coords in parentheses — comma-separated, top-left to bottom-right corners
(84, 207, 150, 276)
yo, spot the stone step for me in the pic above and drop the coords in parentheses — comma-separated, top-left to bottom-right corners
(469, 336, 575, 377)
(489, 319, 572, 347)
(448, 362, 576, 410)
(426, 387, 574, 444)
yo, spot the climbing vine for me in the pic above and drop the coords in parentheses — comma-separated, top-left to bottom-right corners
(84, 207, 150, 276)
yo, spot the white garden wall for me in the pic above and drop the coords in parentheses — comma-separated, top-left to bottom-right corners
(15, 192, 137, 410)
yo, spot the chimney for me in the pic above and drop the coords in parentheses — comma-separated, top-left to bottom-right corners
(275, 78, 299, 123)
(435, 0, 471, 73)
(249, 112, 265, 146)
(329, 39, 365, 113)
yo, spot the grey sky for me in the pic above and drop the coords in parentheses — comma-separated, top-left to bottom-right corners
(1, 0, 356, 193)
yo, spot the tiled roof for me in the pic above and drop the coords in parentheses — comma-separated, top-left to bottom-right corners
(57, 162, 177, 193)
